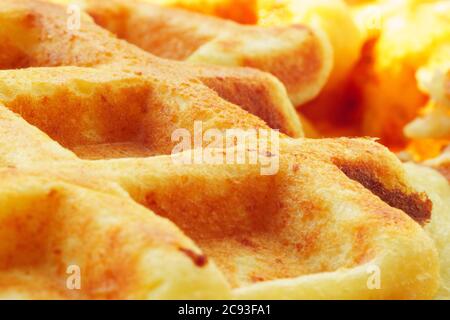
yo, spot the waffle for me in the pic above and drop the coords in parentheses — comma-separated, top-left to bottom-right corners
(0, 0, 441, 299)
(0, 0, 306, 139)
(141, 0, 258, 24)
(62, 0, 333, 107)
(403, 162, 450, 300)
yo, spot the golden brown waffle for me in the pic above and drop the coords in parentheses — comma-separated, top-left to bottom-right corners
(0, 0, 442, 299)
(403, 162, 450, 300)
(65, 0, 333, 107)
(0, 0, 305, 139)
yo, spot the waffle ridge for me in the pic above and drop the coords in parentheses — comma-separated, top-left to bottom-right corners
(0, 0, 441, 299)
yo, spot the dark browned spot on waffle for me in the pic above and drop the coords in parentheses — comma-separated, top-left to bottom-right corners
(178, 248, 208, 268)
(337, 163, 432, 225)
(250, 274, 265, 283)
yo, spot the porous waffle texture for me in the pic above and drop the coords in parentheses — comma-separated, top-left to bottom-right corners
(0, 0, 441, 299)
(74, 0, 333, 107)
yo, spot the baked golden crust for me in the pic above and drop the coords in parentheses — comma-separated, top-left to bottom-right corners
(0, 100, 440, 299)
(403, 162, 450, 300)
(69, 0, 332, 107)
(0, 0, 442, 299)
(0, 0, 303, 138)
(0, 171, 230, 299)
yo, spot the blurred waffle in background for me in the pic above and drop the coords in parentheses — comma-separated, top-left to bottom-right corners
(349, 0, 450, 157)
(149, 0, 259, 23)
(137, 0, 449, 159)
